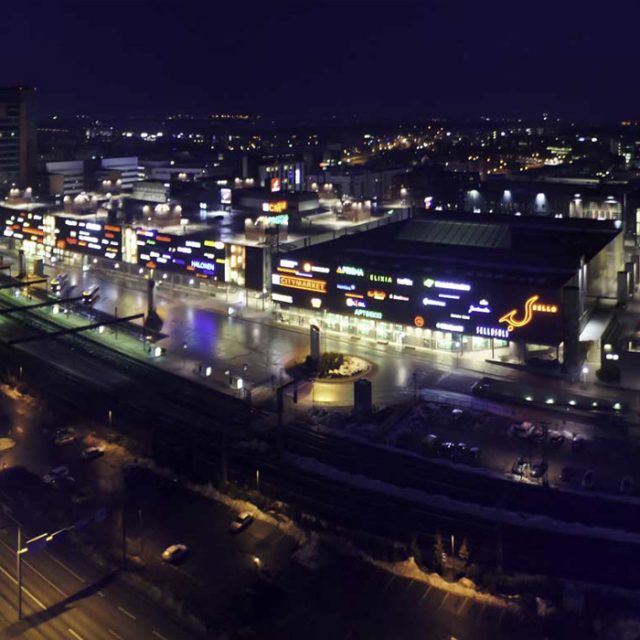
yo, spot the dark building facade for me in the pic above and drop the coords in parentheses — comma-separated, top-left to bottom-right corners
(0, 86, 37, 189)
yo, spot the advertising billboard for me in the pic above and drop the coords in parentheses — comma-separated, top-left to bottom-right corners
(136, 229, 225, 279)
(55, 218, 121, 260)
(271, 256, 563, 344)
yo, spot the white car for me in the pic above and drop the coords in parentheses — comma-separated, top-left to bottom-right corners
(80, 446, 104, 461)
(43, 466, 70, 484)
(229, 512, 254, 533)
(161, 544, 188, 563)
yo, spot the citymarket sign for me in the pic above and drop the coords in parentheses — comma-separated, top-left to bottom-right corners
(273, 274, 327, 293)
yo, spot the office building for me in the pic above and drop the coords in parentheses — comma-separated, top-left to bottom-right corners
(0, 86, 37, 188)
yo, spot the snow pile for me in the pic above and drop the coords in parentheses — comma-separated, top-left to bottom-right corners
(370, 557, 514, 609)
(326, 356, 368, 378)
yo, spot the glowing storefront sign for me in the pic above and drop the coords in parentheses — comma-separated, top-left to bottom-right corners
(422, 297, 446, 307)
(469, 305, 491, 314)
(354, 308, 382, 320)
(262, 200, 288, 213)
(424, 278, 471, 292)
(367, 290, 387, 300)
(337, 265, 364, 277)
(275, 274, 327, 293)
(311, 265, 330, 274)
(311, 297, 322, 309)
(280, 259, 298, 269)
(272, 292, 293, 304)
(390, 294, 410, 301)
(346, 298, 366, 308)
(337, 283, 356, 291)
(268, 213, 289, 226)
(476, 326, 510, 339)
(396, 277, 414, 286)
(369, 274, 392, 284)
(436, 322, 464, 333)
(498, 295, 558, 332)
(191, 259, 216, 272)
(414, 315, 425, 328)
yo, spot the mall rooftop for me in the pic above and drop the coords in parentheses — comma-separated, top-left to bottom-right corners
(287, 213, 623, 288)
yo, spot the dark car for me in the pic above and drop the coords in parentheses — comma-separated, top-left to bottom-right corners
(465, 446, 481, 464)
(571, 435, 586, 453)
(452, 442, 468, 460)
(52, 475, 76, 492)
(438, 441, 456, 459)
(560, 466, 578, 483)
(549, 432, 565, 448)
(511, 456, 527, 476)
(530, 461, 549, 478)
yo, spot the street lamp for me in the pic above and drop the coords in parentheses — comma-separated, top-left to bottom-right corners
(253, 555, 261, 574)
(581, 365, 589, 386)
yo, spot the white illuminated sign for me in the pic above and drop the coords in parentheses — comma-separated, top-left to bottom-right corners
(191, 259, 216, 272)
(280, 259, 298, 269)
(422, 297, 446, 307)
(272, 292, 293, 304)
(436, 322, 464, 333)
(337, 265, 365, 277)
(476, 326, 509, 339)
(396, 277, 413, 286)
(354, 308, 382, 320)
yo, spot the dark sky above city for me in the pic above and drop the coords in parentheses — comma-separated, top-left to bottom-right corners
(3, 0, 639, 121)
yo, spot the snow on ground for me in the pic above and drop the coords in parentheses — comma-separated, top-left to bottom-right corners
(369, 556, 516, 609)
(288, 453, 640, 545)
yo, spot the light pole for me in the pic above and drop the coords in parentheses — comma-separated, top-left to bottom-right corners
(450, 533, 455, 564)
(252, 555, 261, 575)
(108, 409, 113, 430)
(256, 469, 260, 493)
(16, 526, 22, 620)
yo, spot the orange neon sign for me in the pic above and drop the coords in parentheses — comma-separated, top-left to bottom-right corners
(279, 275, 327, 294)
(414, 315, 425, 328)
(499, 295, 558, 332)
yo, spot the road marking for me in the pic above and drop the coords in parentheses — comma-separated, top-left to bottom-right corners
(108, 629, 124, 640)
(23, 558, 68, 597)
(497, 606, 507, 627)
(98, 590, 106, 598)
(68, 629, 84, 640)
(438, 592, 451, 610)
(152, 631, 169, 640)
(420, 585, 433, 602)
(0, 562, 46, 610)
(45, 552, 86, 583)
(382, 574, 396, 593)
(118, 605, 136, 620)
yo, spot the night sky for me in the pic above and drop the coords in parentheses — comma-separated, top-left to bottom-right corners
(3, 0, 639, 121)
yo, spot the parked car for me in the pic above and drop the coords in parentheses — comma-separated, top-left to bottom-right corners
(52, 475, 76, 492)
(582, 470, 595, 490)
(529, 461, 549, 478)
(619, 476, 635, 495)
(43, 466, 70, 484)
(161, 544, 188, 563)
(71, 487, 93, 504)
(465, 446, 481, 464)
(530, 427, 546, 444)
(53, 428, 76, 446)
(81, 446, 104, 461)
(511, 456, 527, 476)
(437, 441, 456, 459)
(549, 431, 565, 448)
(571, 435, 586, 453)
(450, 408, 464, 420)
(229, 512, 254, 534)
(452, 442, 468, 460)
(560, 466, 577, 483)
(513, 422, 535, 439)
(421, 434, 439, 454)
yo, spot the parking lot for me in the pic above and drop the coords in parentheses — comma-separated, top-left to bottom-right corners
(307, 398, 640, 499)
